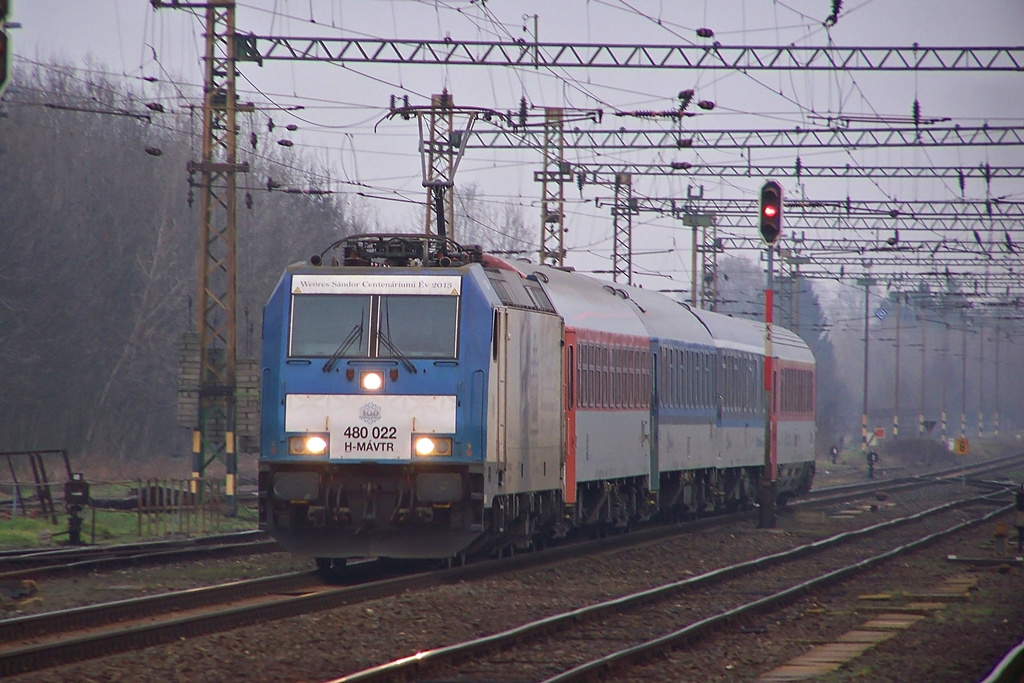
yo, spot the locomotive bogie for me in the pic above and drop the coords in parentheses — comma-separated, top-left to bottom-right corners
(261, 462, 487, 559)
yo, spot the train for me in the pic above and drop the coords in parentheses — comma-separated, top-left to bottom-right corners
(258, 233, 815, 571)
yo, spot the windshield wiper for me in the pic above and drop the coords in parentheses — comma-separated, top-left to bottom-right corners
(379, 333, 417, 374)
(323, 323, 363, 373)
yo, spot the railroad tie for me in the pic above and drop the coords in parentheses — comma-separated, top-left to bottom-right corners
(755, 574, 975, 681)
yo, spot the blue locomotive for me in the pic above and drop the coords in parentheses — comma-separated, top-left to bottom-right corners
(258, 233, 815, 570)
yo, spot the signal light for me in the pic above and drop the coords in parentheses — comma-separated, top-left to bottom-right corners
(758, 180, 783, 245)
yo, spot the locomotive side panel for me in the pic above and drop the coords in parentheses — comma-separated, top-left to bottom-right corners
(486, 306, 564, 500)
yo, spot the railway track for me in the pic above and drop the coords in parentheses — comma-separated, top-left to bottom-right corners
(3, 454, 1020, 678)
(0, 530, 279, 581)
(326, 489, 1014, 682)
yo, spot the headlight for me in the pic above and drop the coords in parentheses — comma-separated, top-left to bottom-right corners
(361, 371, 384, 391)
(289, 434, 329, 455)
(413, 435, 453, 457)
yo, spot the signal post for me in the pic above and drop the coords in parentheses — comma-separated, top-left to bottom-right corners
(758, 181, 782, 529)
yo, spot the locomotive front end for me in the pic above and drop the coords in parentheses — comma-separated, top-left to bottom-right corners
(259, 237, 490, 562)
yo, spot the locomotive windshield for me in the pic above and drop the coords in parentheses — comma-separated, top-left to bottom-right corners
(379, 295, 458, 359)
(290, 295, 370, 358)
(289, 293, 459, 360)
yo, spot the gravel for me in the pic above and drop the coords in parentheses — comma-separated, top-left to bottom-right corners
(6, 457, 1024, 683)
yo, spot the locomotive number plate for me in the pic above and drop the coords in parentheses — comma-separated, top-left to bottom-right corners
(285, 394, 456, 460)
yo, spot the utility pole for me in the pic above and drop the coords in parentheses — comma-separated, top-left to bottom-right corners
(961, 314, 968, 439)
(893, 295, 901, 440)
(857, 277, 875, 458)
(978, 323, 985, 438)
(994, 326, 1001, 437)
(155, 0, 251, 515)
(942, 311, 949, 444)
(422, 92, 456, 239)
(611, 172, 635, 284)
(919, 312, 927, 438)
(537, 108, 569, 266)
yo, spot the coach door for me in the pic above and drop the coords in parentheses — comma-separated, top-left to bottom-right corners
(563, 329, 577, 504)
(648, 346, 660, 496)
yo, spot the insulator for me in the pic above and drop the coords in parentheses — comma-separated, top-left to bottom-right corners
(277, 139, 294, 147)
(245, 192, 253, 210)
(187, 187, 194, 208)
(144, 147, 163, 157)
(825, 0, 842, 26)
(676, 138, 693, 148)
(250, 132, 257, 149)
(670, 161, 692, 170)
(697, 100, 715, 110)
(145, 102, 165, 113)
(266, 177, 281, 191)
(696, 28, 714, 38)
(267, 117, 275, 132)
(286, 123, 298, 132)
(519, 96, 528, 127)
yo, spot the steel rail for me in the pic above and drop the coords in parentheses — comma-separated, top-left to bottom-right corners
(0, 538, 280, 582)
(325, 491, 1012, 683)
(543, 500, 1012, 682)
(3, 455, 1016, 677)
(981, 638, 1024, 683)
(0, 570, 318, 643)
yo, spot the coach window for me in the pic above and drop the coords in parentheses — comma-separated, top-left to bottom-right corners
(686, 350, 694, 408)
(290, 294, 371, 358)
(602, 346, 610, 408)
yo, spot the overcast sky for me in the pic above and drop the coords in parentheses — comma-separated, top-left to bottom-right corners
(7, 0, 1024, 294)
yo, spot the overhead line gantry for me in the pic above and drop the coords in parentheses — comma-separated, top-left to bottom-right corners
(463, 125, 1024, 151)
(246, 37, 1024, 72)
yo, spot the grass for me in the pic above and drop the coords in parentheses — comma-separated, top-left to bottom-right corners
(0, 452, 262, 549)
(0, 504, 259, 549)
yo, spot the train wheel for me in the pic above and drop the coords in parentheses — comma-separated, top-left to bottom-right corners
(444, 552, 466, 569)
(315, 557, 346, 582)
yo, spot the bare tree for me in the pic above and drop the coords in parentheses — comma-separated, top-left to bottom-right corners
(0, 63, 356, 462)
(454, 183, 534, 255)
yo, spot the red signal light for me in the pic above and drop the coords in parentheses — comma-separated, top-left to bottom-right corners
(758, 180, 783, 245)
